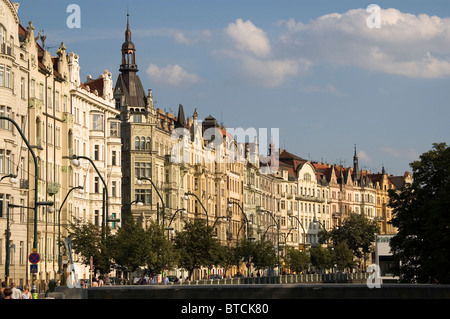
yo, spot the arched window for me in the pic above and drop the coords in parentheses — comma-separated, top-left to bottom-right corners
(145, 137, 151, 150)
(135, 136, 140, 150)
(140, 136, 145, 150)
(0, 25, 6, 51)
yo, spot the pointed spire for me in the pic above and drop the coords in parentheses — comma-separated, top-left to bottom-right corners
(125, 10, 132, 43)
(352, 144, 361, 182)
(176, 104, 186, 128)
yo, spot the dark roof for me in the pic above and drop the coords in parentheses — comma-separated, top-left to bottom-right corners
(114, 73, 147, 108)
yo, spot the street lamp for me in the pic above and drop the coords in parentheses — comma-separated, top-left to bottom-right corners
(0, 174, 18, 184)
(228, 200, 250, 240)
(2, 175, 18, 285)
(136, 177, 165, 226)
(184, 192, 208, 226)
(57, 186, 83, 275)
(7, 201, 54, 285)
(166, 208, 187, 239)
(288, 214, 306, 250)
(71, 154, 108, 240)
(260, 209, 281, 275)
(0, 116, 40, 286)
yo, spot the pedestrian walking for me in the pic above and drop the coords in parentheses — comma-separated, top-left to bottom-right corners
(11, 282, 22, 299)
(22, 285, 31, 299)
(3, 288, 12, 299)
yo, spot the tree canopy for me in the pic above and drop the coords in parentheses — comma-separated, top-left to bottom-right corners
(389, 142, 450, 283)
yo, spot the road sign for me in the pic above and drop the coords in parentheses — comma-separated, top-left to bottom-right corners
(29, 252, 40, 264)
(30, 264, 38, 274)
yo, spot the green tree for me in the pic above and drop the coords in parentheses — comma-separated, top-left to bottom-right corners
(235, 238, 256, 276)
(389, 143, 450, 283)
(146, 221, 179, 274)
(252, 238, 277, 274)
(310, 246, 334, 271)
(285, 247, 309, 274)
(214, 244, 237, 278)
(174, 220, 219, 280)
(67, 219, 112, 275)
(333, 242, 355, 272)
(329, 213, 379, 269)
(110, 217, 151, 273)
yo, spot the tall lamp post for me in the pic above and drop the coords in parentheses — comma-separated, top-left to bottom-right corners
(137, 177, 165, 227)
(288, 214, 307, 250)
(260, 209, 280, 275)
(1, 174, 18, 285)
(166, 208, 187, 239)
(228, 201, 250, 240)
(184, 192, 209, 226)
(57, 186, 83, 275)
(0, 117, 40, 255)
(70, 155, 108, 240)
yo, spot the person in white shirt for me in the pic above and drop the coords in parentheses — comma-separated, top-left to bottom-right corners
(10, 282, 22, 299)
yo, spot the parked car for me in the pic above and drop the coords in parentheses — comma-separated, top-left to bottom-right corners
(208, 274, 223, 280)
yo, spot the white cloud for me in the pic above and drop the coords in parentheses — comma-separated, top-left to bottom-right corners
(279, 8, 450, 79)
(381, 147, 420, 161)
(146, 64, 201, 86)
(240, 57, 310, 87)
(358, 150, 372, 163)
(225, 19, 271, 57)
(173, 30, 211, 45)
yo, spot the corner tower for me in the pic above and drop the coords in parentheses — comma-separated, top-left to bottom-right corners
(114, 13, 147, 110)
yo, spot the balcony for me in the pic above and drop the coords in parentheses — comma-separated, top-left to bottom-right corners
(0, 43, 13, 57)
(20, 179, 29, 189)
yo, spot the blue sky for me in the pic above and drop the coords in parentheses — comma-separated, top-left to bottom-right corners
(16, 0, 450, 176)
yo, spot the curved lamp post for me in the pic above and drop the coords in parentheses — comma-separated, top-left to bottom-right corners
(166, 208, 187, 239)
(228, 200, 250, 240)
(137, 177, 165, 227)
(71, 154, 108, 240)
(259, 209, 280, 275)
(0, 116, 51, 286)
(184, 192, 208, 226)
(288, 214, 307, 250)
(57, 185, 84, 275)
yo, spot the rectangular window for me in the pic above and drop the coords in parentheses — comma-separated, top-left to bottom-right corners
(135, 189, 152, 204)
(94, 145, 99, 160)
(94, 210, 100, 226)
(111, 151, 117, 166)
(39, 83, 44, 100)
(47, 87, 52, 108)
(30, 79, 36, 98)
(94, 176, 99, 193)
(112, 181, 117, 197)
(5, 66, 10, 88)
(110, 121, 120, 137)
(63, 95, 67, 113)
(0, 65, 3, 87)
(92, 114, 104, 131)
(55, 126, 61, 147)
(135, 162, 152, 179)
(133, 114, 142, 123)
(55, 91, 60, 111)
(20, 77, 25, 99)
